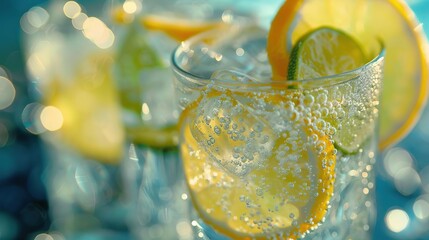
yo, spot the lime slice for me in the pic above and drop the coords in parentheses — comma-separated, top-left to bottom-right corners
(114, 14, 226, 148)
(266, 0, 429, 150)
(115, 24, 165, 114)
(287, 27, 371, 153)
(115, 25, 180, 148)
(288, 27, 366, 80)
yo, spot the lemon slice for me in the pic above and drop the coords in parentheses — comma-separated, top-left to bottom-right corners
(267, 0, 429, 150)
(179, 89, 336, 239)
(140, 14, 225, 42)
(126, 125, 178, 148)
(47, 53, 125, 164)
(111, 5, 134, 24)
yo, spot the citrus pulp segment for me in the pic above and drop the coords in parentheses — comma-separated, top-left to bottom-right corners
(266, 0, 429, 150)
(179, 89, 336, 239)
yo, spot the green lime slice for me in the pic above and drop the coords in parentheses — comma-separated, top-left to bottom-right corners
(115, 24, 165, 114)
(288, 27, 366, 80)
(288, 27, 372, 154)
(114, 25, 180, 148)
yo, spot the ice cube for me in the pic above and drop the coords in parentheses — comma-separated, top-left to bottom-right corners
(211, 69, 263, 83)
(209, 24, 271, 78)
(179, 23, 272, 80)
(146, 31, 178, 64)
(139, 67, 178, 128)
(190, 91, 275, 176)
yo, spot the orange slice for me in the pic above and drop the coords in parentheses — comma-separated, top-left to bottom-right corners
(179, 89, 336, 239)
(267, 0, 429, 150)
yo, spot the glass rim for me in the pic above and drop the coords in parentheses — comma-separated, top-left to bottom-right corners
(171, 24, 386, 89)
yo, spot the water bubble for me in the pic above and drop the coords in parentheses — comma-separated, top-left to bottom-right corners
(309, 133, 319, 144)
(312, 110, 322, 119)
(303, 95, 314, 106)
(256, 187, 263, 196)
(317, 94, 328, 104)
(337, 109, 346, 119)
(320, 107, 329, 117)
(213, 126, 221, 135)
(315, 119, 326, 131)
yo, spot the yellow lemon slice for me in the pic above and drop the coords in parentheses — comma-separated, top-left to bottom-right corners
(179, 89, 336, 239)
(47, 53, 125, 164)
(140, 14, 225, 42)
(126, 125, 178, 148)
(267, 0, 429, 150)
(111, 5, 134, 25)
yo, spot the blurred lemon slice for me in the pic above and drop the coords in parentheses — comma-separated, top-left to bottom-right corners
(267, 0, 429, 150)
(126, 125, 178, 148)
(111, 5, 135, 24)
(47, 53, 125, 164)
(179, 90, 336, 239)
(141, 14, 225, 41)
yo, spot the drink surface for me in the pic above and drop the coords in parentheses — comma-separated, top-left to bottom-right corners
(174, 26, 384, 239)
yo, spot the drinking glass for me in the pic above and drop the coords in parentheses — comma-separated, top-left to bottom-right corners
(112, 1, 263, 239)
(172, 24, 385, 239)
